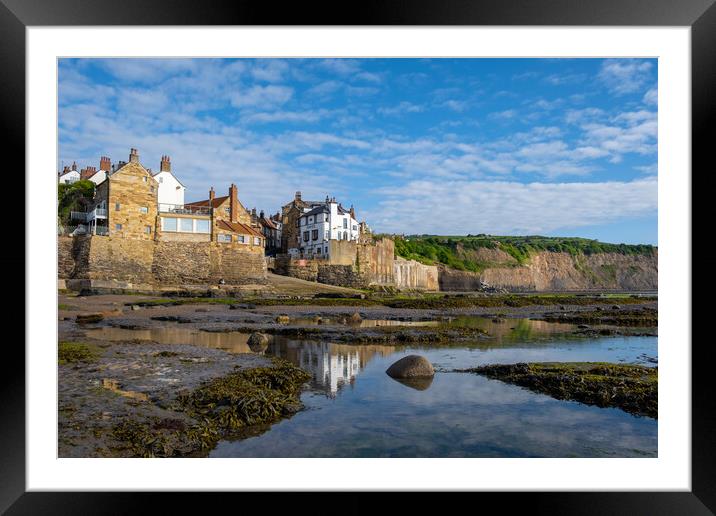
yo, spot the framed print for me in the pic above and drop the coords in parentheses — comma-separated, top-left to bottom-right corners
(4, 0, 713, 512)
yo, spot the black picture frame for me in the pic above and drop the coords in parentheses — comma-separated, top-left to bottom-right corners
(3, 0, 711, 513)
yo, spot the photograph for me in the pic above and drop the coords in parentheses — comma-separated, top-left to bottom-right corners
(56, 56, 660, 459)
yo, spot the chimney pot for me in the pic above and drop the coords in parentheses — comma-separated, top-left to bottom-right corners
(129, 148, 139, 163)
(160, 154, 171, 172)
(209, 187, 215, 201)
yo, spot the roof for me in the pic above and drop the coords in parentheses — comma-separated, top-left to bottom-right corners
(58, 169, 79, 177)
(186, 195, 229, 209)
(259, 217, 278, 230)
(152, 170, 186, 188)
(216, 219, 263, 238)
(301, 205, 330, 218)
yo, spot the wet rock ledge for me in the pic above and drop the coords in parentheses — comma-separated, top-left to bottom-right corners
(456, 362, 657, 419)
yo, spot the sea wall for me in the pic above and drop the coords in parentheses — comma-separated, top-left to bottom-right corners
(58, 235, 266, 286)
(393, 257, 439, 291)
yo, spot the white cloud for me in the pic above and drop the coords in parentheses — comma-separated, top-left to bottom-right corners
(488, 109, 517, 120)
(643, 87, 658, 106)
(244, 110, 327, 124)
(378, 102, 424, 116)
(230, 85, 294, 110)
(598, 59, 654, 95)
(371, 178, 657, 235)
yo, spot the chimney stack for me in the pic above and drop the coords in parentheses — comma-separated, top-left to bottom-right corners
(229, 184, 238, 223)
(80, 166, 97, 180)
(71, 161, 77, 171)
(295, 191, 302, 202)
(63, 165, 70, 173)
(209, 187, 215, 201)
(251, 207, 257, 224)
(259, 210, 265, 219)
(350, 205, 356, 220)
(129, 148, 139, 163)
(99, 156, 111, 172)
(160, 155, 171, 172)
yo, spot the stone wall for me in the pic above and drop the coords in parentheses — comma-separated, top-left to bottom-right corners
(328, 240, 358, 266)
(58, 235, 266, 286)
(357, 237, 395, 285)
(393, 257, 439, 291)
(317, 264, 370, 288)
(58, 236, 75, 278)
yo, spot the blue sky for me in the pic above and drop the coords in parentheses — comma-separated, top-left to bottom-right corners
(58, 58, 657, 244)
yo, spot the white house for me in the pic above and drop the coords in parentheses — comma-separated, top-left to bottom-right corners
(58, 162, 80, 184)
(296, 196, 359, 259)
(153, 155, 185, 207)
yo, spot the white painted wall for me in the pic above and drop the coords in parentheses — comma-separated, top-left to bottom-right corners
(298, 201, 359, 258)
(154, 171, 185, 206)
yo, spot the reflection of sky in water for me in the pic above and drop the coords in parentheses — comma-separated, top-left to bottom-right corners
(86, 320, 657, 457)
(214, 338, 657, 458)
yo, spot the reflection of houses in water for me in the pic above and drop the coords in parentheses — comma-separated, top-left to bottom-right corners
(298, 342, 360, 395)
(271, 339, 396, 396)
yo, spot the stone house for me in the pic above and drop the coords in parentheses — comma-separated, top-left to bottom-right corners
(88, 148, 159, 239)
(279, 191, 325, 252)
(256, 211, 282, 255)
(185, 184, 265, 251)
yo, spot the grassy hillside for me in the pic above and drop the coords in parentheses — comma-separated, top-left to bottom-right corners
(393, 235, 656, 273)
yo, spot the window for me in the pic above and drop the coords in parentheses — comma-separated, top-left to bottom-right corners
(337, 231, 341, 240)
(218, 234, 231, 243)
(309, 216, 313, 223)
(115, 223, 122, 231)
(196, 219, 210, 233)
(254, 237, 261, 245)
(140, 206, 148, 214)
(317, 247, 321, 255)
(303, 231, 309, 242)
(343, 218, 348, 228)
(158, 177, 163, 183)
(325, 247, 328, 255)
(353, 225, 357, 230)
(325, 214, 329, 222)
(300, 218, 305, 226)
(179, 218, 193, 232)
(325, 230, 329, 240)
(237, 235, 245, 243)
(312, 229, 318, 240)
(143, 177, 147, 182)
(115, 202, 120, 211)
(224, 207, 230, 214)
(144, 226, 152, 234)
(343, 232, 348, 240)
(163, 217, 177, 232)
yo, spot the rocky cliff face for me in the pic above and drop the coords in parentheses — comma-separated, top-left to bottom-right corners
(438, 249, 657, 292)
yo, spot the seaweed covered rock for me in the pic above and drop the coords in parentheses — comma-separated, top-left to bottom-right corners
(247, 332, 270, 352)
(386, 355, 435, 379)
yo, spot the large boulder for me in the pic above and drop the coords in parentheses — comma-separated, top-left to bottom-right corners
(386, 355, 435, 379)
(247, 332, 270, 352)
(348, 312, 362, 324)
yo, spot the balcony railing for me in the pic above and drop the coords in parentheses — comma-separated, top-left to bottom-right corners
(159, 203, 211, 216)
(69, 207, 107, 222)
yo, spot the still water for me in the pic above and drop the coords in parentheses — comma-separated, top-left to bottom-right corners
(87, 317, 658, 457)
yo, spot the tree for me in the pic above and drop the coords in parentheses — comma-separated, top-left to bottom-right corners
(57, 180, 95, 227)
